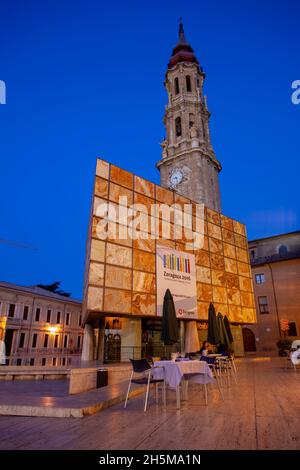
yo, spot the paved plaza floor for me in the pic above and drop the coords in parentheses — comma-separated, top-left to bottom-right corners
(0, 357, 299, 450)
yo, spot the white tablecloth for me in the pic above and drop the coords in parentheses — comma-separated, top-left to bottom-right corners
(153, 360, 214, 388)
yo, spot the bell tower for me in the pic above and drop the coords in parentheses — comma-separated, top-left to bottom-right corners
(156, 21, 222, 211)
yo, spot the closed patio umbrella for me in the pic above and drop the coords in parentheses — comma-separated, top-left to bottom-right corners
(161, 289, 179, 345)
(185, 321, 200, 353)
(207, 302, 220, 345)
(217, 312, 230, 348)
(224, 315, 234, 344)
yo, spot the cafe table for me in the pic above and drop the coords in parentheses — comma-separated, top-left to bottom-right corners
(153, 360, 214, 408)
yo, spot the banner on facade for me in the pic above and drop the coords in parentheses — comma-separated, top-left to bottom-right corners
(156, 245, 197, 319)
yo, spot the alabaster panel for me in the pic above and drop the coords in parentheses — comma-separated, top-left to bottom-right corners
(233, 220, 246, 236)
(238, 261, 251, 277)
(236, 247, 249, 263)
(223, 242, 236, 259)
(224, 257, 238, 274)
(93, 196, 107, 217)
(212, 286, 227, 304)
(105, 265, 132, 290)
(106, 223, 133, 247)
(110, 165, 133, 189)
(158, 239, 176, 249)
(132, 293, 156, 316)
(133, 271, 156, 293)
(241, 291, 255, 307)
(207, 222, 222, 240)
(96, 159, 109, 179)
(195, 250, 210, 267)
(206, 208, 221, 225)
(222, 228, 235, 245)
(109, 182, 133, 206)
(174, 193, 191, 205)
(209, 237, 223, 255)
(214, 303, 228, 316)
(133, 250, 156, 273)
(89, 262, 105, 286)
(155, 185, 174, 205)
(134, 175, 155, 198)
(94, 177, 109, 199)
(239, 276, 253, 292)
(211, 269, 226, 287)
(227, 288, 241, 306)
(133, 236, 155, 253)
(242, 307, 256, 323)
(196, 266, 211, 284)
(157, 219, 174, 240)
(87, 286, 103, 311)
(197, 282, 213, 302)
(210, 254, 225, 270)
(234, 233, 248, 249)
(220, 215, 234, 231)
(90, 239, 105, 262)
(104, 288, 131, 313)
(228, 305, 243, 323)
(225, 272, 240, 290)
(193, 217, 206, 234)
(197, 301, 210, 320)
(106, 243, 132, 268)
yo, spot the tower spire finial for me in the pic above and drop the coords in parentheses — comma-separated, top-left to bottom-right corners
(178, 17, 186, 43)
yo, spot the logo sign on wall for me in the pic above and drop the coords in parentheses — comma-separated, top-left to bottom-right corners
(156, 245, 197, 319)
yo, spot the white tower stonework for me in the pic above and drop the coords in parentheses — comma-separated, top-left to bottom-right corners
(156, 21, 222, 211)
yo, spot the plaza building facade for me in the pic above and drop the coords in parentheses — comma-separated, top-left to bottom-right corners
(81, 23, 257, 363)
(243, 232, 300, 354)
(0, 281, 83, 366)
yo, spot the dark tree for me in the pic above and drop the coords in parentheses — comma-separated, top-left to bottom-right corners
(37, 281, 71, 298)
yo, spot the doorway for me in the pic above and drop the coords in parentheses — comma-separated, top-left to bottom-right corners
(242, 327, 256, 352)
(4, 329, 15, 360)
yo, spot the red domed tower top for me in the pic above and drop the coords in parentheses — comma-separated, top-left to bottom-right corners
(168, 20, 199, 69)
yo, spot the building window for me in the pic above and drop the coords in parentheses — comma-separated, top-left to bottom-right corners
(35, 308, 40, 322)
(288, 322, 297, 337)
(53, 357, 57, 366)
(19, 333, 25, 349)
(54, 335, 59, 348)
(250, 249, 256, 260)
(174, 77, 179, 95)
(23, 306, 29, 320)
(63, 335, 68, 348)
(16, 359, 22, 366)
(278, 245, 288, 257)
(258, 296, 269, 314)
(255, 273, 265, 284)
(30, 358, 35, 366)
(77, 336, 81, 349)
(196, 76, 200, 88)
(186, 75, 191, 92)
(62, 357, 66, 366)
(44, 334, 49, 348)
(46, 309, 51, 323)
(175, 117, 182, 137)
(79, 315, 82, 327)
(32, 333, 38, 348)
(66, 313, 70, 326)
(42, 358, 46, 366)
(56, 311, 61, 324)
(8, 304, 15, 318)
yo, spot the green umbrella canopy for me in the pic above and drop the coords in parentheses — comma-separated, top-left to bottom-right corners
(217, 312, 230, 347)
(224, 315, 234, 344)
(161, 289, 179, 345)
(207, 303, 220, 345)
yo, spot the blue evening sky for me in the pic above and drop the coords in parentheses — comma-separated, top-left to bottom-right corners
(0, 0, 299, 298)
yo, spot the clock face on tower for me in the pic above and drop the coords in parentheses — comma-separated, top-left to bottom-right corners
(169, 168, 183, 189)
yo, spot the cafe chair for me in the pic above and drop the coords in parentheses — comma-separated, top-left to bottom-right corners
(124, 359, 166, 412)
